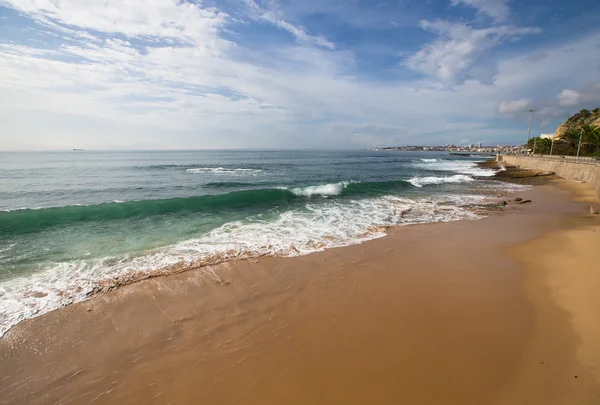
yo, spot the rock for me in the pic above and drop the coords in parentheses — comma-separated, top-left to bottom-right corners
(515, 197, 523, 202)
(519, 200, 532, 204)
(590, 206, 599, 215)
(554, 122, 569, 139)
(501, 201, 507, 205)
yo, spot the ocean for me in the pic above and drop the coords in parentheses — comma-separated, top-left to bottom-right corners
(0, 150, 518, 336)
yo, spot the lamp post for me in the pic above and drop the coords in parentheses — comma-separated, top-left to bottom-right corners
(576, 128, 583, 158)
(526, 109, 534, 154)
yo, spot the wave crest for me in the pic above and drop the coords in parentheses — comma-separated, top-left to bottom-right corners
(289, 182, 350, 196)
(408, 175, 475, 187)
(0, 194, 486, 337)
(186, 167, 263, 174)
(414, 160, 497, 177)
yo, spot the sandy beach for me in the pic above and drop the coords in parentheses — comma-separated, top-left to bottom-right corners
(1, 180, 599, 405)
(2, 0, 599, 402)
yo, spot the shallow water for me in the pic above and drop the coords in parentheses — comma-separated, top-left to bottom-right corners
(0, 150, 520, 335)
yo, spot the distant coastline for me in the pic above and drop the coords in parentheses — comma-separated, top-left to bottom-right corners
(372, 145, 517, 153)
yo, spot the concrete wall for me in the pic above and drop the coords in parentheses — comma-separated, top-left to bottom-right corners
(498, 155, 600, 199)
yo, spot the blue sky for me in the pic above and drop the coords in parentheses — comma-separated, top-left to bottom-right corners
(0, 0, 599, 149)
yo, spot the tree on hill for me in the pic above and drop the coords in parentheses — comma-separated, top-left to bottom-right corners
(555, 108, 600, 156)
(566, 109, 592, 125)
(559, 128, 581, 150)
(527, 137, 551, 154)
(583, 124, 600, 154)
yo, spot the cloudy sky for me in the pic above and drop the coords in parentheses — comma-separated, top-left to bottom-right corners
(0, 0, 599, 149)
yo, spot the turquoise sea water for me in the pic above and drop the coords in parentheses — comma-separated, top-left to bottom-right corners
(0, 150, 517, 336)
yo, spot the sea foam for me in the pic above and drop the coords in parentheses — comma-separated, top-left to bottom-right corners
(0, 193, 485, 337)
(186, 167, 263, 174)
(408, 174, 475, 187)
(415, 159, 497, 177)
(289, 182, 351, 196)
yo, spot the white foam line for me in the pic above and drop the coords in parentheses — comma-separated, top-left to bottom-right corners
(414, 160, 497, 177)
(408, 174, 474, 187)
(0, 194, 487, 337)
(288, 182, 351, 196)
(186, 167, 263, 174)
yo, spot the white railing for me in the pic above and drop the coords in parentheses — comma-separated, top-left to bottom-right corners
(501, 154, 600, 166)
(531, 154, 600, 165)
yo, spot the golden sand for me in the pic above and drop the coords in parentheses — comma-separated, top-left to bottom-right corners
(0, 181, 599, 405)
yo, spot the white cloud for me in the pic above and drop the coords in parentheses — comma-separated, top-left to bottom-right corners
(498, 98, 532, 116)
(1, 0, 228, 44)
(450, 0, 511, 22)
(404, 20, 540, 85)
(558, 89, 581, 106)
(554, 83, 600, 112)
(0, 1, 598, 149)
(242, 0, 335, 49)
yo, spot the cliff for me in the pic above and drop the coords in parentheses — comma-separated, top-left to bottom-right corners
(554, 108, 600, 138)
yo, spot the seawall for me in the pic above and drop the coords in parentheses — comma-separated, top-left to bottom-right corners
(498, 155, 600, 199)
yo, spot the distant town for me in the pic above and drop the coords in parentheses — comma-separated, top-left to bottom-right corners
(372, 143, 519, 154)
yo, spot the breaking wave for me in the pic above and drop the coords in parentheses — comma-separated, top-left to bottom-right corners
(0, 193, 486, 337)
(408, 175, 475, 187)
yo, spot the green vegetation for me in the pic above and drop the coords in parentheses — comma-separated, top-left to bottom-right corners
(537, 108, 600, 156)
(527, 137, 552, 154)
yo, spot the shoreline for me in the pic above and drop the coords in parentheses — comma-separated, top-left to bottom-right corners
(76, 160, 552, 303)
(511, 181, 600, 385)
(0, 164, 522, 338)
(1, 178, 599, 404)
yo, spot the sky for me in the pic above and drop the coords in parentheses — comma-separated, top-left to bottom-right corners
(0, 0, 599, 150)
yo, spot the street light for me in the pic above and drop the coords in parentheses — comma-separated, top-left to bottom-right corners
(526, 109, 535, 141)
(576, 127, 583, 158)
(525, 109, 534, 154)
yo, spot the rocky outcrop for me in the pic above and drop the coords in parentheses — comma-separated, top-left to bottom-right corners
(477, 160, 557, 185)
(554, 108, 600, 139)
(554, 122, 570, 139)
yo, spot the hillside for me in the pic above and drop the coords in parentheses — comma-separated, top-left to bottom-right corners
(554, 108, 600, 138)
(527, 108, 600, 156)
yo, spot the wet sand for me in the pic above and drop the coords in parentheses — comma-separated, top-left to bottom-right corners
(1, 181, 599, 404)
